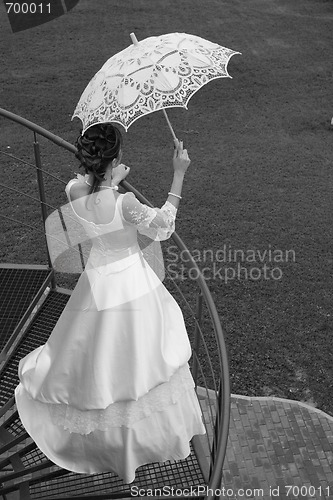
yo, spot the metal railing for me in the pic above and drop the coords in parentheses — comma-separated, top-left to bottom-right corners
(0, 107, 230, 499)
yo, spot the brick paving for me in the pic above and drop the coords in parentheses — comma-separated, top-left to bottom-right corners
(206, 393, 333, 500)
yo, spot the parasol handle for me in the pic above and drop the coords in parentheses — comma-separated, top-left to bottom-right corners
(130, 32, 178, 143)
(162, 109, 178, 143)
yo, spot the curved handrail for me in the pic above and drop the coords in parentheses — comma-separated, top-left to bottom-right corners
(0, 107, 230, 497)
(0, 107, 73, 151)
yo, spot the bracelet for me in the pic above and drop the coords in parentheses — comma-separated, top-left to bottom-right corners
(168, 192, 182, 200)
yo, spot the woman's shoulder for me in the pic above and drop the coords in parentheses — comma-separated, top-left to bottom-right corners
(65, 174, 87, 200)
(120, 191, 137, 205)
(66, 173, 86, 186)
(122, 191, 135, 199)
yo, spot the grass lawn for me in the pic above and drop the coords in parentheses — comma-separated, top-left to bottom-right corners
(1, 0, 333, 415)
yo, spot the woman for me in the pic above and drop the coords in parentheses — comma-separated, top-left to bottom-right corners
(15, 123, 206, 484)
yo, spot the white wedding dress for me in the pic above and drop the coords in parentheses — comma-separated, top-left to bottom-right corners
(14, 174, 205, 483)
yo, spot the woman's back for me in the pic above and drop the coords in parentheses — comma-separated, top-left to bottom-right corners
(67, 180, 119, 225)
(66, 177, 140, 265)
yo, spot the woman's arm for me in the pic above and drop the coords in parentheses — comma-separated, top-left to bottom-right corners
(121, 193, 176, 241)
(166, 140, 190, 209)
(121, 140, 191, 241)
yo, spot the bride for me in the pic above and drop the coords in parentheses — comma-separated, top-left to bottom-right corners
(15, 123, 205, 484)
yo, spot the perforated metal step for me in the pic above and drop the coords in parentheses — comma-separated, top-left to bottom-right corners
(0, 288, 70, 407)
(0, 264, 52, 354)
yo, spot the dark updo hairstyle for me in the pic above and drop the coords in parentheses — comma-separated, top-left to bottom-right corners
(75, 123, 123, 195)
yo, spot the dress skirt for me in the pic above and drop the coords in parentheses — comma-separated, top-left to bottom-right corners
(15, 252, 206, 483)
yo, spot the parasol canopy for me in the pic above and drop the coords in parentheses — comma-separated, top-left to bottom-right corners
(72, 32, 240, 138)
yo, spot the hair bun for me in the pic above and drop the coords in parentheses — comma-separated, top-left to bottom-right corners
(75, 123, 123, 185)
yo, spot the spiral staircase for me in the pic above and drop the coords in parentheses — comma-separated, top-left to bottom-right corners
(0, 108, 230, 500)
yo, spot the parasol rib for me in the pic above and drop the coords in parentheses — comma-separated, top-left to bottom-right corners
(130, 32, 178, 142)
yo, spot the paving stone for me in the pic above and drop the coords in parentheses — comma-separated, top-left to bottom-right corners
(214, 395, 333, 496)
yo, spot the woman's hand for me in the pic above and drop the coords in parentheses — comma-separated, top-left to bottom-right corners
(173, 139, 191, 175)
(111, 163, 130, 186)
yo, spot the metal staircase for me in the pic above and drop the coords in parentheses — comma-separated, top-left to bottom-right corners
(0, 108, 230, 499)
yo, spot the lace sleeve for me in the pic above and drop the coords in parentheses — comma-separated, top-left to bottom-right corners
(121, 192, 177, 241)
